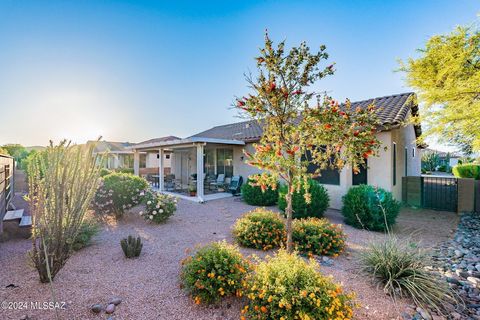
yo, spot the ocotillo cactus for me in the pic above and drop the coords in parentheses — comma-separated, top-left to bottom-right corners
(120, 235, 143, 258)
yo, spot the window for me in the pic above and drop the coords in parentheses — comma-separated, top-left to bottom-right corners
(216, 148, 233, 178)
(165, 154, 170, 159)
(392, 143, 397, 186)
(412, 148, 415, 158)
(404, 147, 408, 176)
(204, 149, 215, 176)
(352, 159, 367, 185)
(140, 154, 147, 168)
(303, 150, 340, 185)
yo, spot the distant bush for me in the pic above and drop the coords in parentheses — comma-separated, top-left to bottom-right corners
(93, 172, 149, 218)
(233, 208, 285, 251)
(242, 250, 354, 319)
(99, 168, 112, 177)
(293, 218, 346, 257)
(341, 185, 400, 232)
(114, 168, 134, 175)
(241, 176, 278, 206)
(181, 241, 250, 305)
(72, 217, 100, 251)
(278, 179, 329, 218)
(360, 235, 457, 314)
(452, 164, 480, 180)
(140, 191, 177, 223)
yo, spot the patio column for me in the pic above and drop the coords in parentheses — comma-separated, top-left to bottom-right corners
(196, 143, 205, 202)
(133, 150, 140, 176)
(159, 148, 164, 191)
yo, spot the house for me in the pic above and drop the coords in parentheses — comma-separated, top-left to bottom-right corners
(132, 92, 423, 208)
(89, 141, 135, 169)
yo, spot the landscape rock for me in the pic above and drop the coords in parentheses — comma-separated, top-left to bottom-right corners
(110, 297, 122, 305)
(105, 303, 115, 314)
(90, 304, 103, 313)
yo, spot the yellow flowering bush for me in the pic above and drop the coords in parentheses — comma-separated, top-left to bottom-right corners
(180, 241, 250, 305)
(232, 208, 286, 251)
(242, 250, 355, 320)
(293, 218, 346, 257)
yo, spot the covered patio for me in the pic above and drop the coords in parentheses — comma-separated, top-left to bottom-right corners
(131, 137, 245, 202)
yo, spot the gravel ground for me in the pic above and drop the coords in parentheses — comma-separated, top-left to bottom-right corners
(0, 197, 458, 320)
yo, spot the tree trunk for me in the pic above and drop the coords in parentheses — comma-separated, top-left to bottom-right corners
(285, 183, 294, 253)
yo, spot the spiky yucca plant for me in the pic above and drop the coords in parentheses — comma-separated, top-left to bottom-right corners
(27, 140, 103, 282)
(120, 235, 143, 258)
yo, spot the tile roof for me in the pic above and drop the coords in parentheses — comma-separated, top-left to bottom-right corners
(88, 141, 134, 153)
(135, 136, 181, 146)
(191, 92, 420, 142)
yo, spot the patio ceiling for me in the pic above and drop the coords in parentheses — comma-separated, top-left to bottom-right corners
(130, 136, 245, 152)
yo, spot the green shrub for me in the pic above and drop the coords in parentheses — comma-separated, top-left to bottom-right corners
(241, 176, 278, 206)
(93, 172, 149, 218)
(341, 185, 400, 231)
(140, 191, 177, 223)
(99, 168, 112, 177)
(72, 217, 100, 251)
(242, 250, 354, 319)
(360, 236, 456, 314)
(114, 168, 134, 175)
(278, 179, 330, 218)
(292, 218, 346, 257)
(232, 208, 286, 251)
(452, 163, 480, 179)
(120, 235, 143, 258)
(181, 241, 250, 305)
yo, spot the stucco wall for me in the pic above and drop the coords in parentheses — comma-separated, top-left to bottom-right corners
(145, 152, 172, 168)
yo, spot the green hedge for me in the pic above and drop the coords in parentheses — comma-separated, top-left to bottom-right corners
(341, 185, 400, 231)
(452, 164, 480, 180)
(278, 179, 329, 218)
(241, 177, 278, 206)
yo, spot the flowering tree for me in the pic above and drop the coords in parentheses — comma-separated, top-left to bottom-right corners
(236, 33, 381, 252)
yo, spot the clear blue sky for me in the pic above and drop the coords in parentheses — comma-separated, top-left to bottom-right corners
(0, 0, 477, 148)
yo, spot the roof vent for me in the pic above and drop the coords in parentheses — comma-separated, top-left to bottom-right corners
(245, 123, 250, 128)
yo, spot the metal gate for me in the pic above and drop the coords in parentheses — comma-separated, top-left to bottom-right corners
(422, 176, 458, 212)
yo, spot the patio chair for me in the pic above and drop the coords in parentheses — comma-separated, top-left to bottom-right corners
(228, 175, 243, 195)
(210, 174, 225, 191)
(164, 174, 175, 191)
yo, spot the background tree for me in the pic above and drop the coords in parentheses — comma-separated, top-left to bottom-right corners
(421, 150, 440, 172)
(0, 146, 9, 156)
(236, 33, 381, 251)
(400, 21, 480, 152)
(1, 144, 30, 168)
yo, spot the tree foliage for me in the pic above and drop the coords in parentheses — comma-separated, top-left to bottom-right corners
(235, 33, 381, 251)
(421, 150, 440, 172)
(400, 22, 480, 152)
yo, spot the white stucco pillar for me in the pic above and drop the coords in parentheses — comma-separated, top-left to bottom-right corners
(196, 144, 205, 202)
(159, 148, 164, 191)
(133, 150, 140, 176)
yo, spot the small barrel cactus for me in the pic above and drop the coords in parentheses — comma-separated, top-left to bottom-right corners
(120, 235, 143, 258)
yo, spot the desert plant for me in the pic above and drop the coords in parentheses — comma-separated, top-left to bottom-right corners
(140, 190, 177, 223)
(292, 218, 346, 257)
(180, 241, 250, 305)
(242, 249, 354, 319)
(278, 179, 330, 219)
(241, 175, 278, 206)
(360, 235, 457, 314)
(452, 163, 480, 179)
(341, 185, 400, 231)
(120, 235, 143, 258)
(72, 217, 100, 251)
(232, 208, 286, 250)
(27, 140, 103, 282)
(93, 172, 149, 218)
